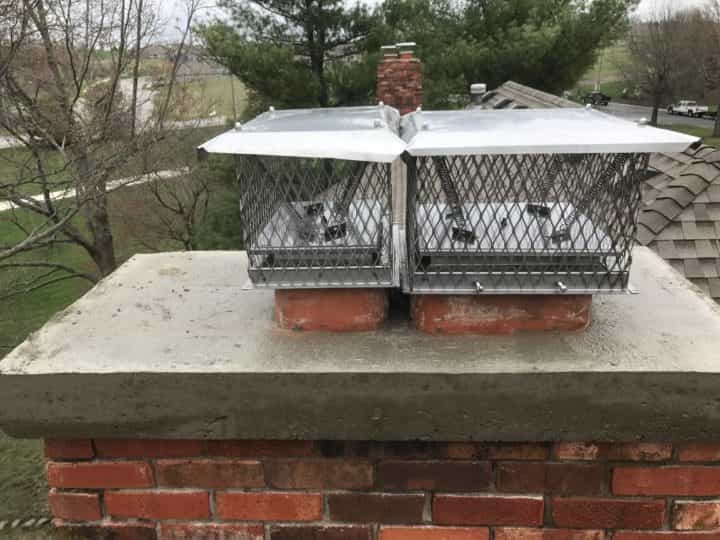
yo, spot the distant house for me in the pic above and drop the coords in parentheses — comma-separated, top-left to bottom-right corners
(478, 81, 720, 303)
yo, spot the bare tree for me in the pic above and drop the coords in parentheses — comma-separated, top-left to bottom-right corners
(0, 0, 202, 298)
(624, 3, 691, 125)
(0, 0, 31, 79)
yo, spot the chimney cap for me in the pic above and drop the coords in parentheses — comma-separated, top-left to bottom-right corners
(397, 42, 416, 55)
(470, 83, 487, 95)
(381, 45, 399, 57)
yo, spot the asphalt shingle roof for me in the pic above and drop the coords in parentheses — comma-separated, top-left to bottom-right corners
(637, 146, 720, 300)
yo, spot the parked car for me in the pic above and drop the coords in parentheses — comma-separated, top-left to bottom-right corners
(667, 101, 710, 118)
(583, 91, 611, 106)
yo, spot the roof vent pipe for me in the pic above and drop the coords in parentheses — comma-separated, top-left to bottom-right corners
(470, 83, 487, 106)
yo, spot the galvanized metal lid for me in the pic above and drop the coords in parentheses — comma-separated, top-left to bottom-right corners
(401, 108, 700, 156)
(198, 105, 405, 162)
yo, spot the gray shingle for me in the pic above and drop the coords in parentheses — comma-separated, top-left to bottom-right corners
(700, 259, 720, 278)
(689, 278, 712, 295)
(694, 239, 719, 258)
(639, 210, 670, 234)
(681, 220, 698, 238)
(661, 186, 697, 209)
(703, 150, 720, 164)
(655, 222, 685, 240)
(694, 145, 718, 159)
(704, 185, 720, 202)
(635, 225, 656, 246)
(681, 163, 720, 182)
(692, 222, 718, 240)
(693, 203, 711, 223)
(654, 240, 677, 259)
(677, 173, 711, 196)
(677, 206, 697, 222)
(684, 258, 704, 278)
(708, 278, 720, 299)
(707, 203, 720, 220)
(675, 240, 698, 258)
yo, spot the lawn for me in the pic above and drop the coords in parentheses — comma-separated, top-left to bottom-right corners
(660, 123, 720, 148)
(154, 74, 248, 121)
(579, 42, 629, 86)
(0, 148, 70, 197)
(0, 126, 230, 526)
(0, 125, 224, 199)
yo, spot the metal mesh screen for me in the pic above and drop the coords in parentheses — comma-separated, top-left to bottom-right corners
(238, 156, 393, 288)
(405, 153, 649, 294)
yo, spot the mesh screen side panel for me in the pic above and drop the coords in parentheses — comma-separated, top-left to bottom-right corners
(406, 153, 648, 293)
(238, 156, 392, 288)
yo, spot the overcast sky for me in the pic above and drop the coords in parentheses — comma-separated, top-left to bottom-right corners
(636, 0, 706, 15)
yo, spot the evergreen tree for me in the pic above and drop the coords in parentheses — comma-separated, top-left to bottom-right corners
(200, 0, 638, 112)
(200, 0, 382, 115)
(381, 0, 639, 108)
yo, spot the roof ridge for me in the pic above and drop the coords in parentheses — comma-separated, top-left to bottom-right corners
(498, 81, 579, 109)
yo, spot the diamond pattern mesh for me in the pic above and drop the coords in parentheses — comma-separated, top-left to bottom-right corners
(405, 153, 649, 293)
(237, 156, 393, 288)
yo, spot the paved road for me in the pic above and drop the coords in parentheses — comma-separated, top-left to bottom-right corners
(594, 102, 715, 128)
(0, 169, 187, 213)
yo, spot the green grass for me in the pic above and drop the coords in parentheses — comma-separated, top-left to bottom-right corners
(154, 75, 248, 121)
(0, 125, 224, 198)
(0, 148, 70, 197)
(0, 435, 48, 522)
(0, 197, 157, 523)
(571, 80, 628, 104)
(660, 123, 720, 148)
(580, 42, 629, 85)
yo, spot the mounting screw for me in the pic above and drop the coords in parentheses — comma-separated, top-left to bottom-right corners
(637, 117, 649, 126)
(474, 281, 484, 293)
(416, 106, 422, 112)
(269, 105, 275, 112)
(378, 101, 384, 106)
(586, 104, 593, 110)
(556, 281, 568, 293)
(234, 122, 243, 131)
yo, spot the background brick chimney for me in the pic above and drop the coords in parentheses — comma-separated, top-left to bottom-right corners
(376, 43, 423, 113)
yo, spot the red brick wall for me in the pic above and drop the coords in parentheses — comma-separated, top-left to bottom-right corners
(46, 439, 720, 540)
(376, 52, 423, 114)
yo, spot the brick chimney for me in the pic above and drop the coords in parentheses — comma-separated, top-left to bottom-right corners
(376, 43, 423, 113)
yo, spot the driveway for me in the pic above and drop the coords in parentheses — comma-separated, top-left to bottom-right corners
(594, 102, 714, 128)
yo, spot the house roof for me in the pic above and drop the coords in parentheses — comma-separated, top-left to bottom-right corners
(636, 146, 720, 300)
(485, 81, 720, 302)
(477, 81, 580, 110)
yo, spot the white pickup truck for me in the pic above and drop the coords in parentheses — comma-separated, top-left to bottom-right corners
(667, 101, 710, 118)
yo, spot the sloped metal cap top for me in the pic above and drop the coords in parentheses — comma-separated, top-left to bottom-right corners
(198, 105, 405, 162)
(401, 108, 700, 156)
